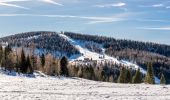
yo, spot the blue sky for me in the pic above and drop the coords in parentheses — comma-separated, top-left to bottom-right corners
(0, 0, 170, 45)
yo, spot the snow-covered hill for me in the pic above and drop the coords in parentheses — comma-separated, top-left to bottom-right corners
(0, 71, 169, 100)
(59, 33, 120, 62)
(1, 32, 160, 84)
(59, 33, 160, 83)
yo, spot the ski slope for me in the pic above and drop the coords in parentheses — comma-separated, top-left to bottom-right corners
(0, 71, 169, 100)
(60, 33, 121, 63)
(59, 33, 160, 83)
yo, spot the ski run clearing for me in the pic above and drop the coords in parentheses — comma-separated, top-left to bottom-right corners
(59, 33, 160, 83)
(0, 71, 169, 100)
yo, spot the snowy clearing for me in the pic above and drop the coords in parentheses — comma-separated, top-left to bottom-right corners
(0, 72, 169, 100)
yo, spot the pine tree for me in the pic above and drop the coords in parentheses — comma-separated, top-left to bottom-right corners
(132, 68, 142, 83)
(40, 53, 45, 67)
(26, 55, 33, 74)
(118, 67, 126, 83)
(30, 54, 37, 70)
(160, 73, 166, 84)
(126, 69, 132, 83)
(2, 45, 12, 69)
(82, 66, 95, 80)
(100, 69, 106, 81)
(145, 63, 155, 84)
(59, 56, 69, 76)
(4, 45, 12, 60)
(20, 48, 27, 73)
(0, 46, 3, 63)
(1, 46, 5, 67)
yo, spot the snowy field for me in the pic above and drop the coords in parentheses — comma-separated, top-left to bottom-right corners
(0, 72, 170, 100)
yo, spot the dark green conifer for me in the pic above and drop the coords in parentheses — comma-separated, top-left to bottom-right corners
(118, 67, 126, 83)
(59, 56, 69, 76)
(26, 55, 33, 74)
(126, 69, 132, 83)
(160, 73, 166, 84)
(132, 68, 142, 83)
(40, 53, 45, 67)
(145, 63, 155, 84)
(20, 48, 27, 73)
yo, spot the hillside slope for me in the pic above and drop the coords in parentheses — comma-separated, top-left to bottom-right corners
(64, 32, 170, 83)
(0, 31, 169, 83)
(59, 33, 160, 83)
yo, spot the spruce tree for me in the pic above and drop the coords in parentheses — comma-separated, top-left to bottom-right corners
(4, 45, 12, 60)
(59, 56, 69, 76)
(126, 69, 132, 83)
(30, 54, 37, 70)
(26, 56, 33, 74)
(2, 45, 12, 69)
(20, 48, 27, 73)
(100, 69, 106, 81)
(83, 65, 95, 80)
(160, 73, 166, 84)
(132, 68, 142, 83)
(0, 46, 3, 63)
(118, 67, 126, 83)
(40, 53, 45, 67)
(145, 63, 155, 84)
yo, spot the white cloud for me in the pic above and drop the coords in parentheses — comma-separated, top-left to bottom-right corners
(42, 13, 129, 24)
(138, 26, 170, 30)
(0, 0, 30, 9)
(0, 2, 29, 9)
(152, 4, 164, 7)
(87, 18, 123, 24)
(94, 2, 126, 8)
(0, 14, 29, 16)
(139, 3, 164, 8)
(135, 19, 170, 22)
(0, 13, 129, 24)
(0, 0, 63, 10)
(39, 0, 63, 6)
(166, 6, 170, 9)
(0, 0, 30, 2)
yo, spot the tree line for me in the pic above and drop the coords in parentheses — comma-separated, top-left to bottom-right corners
(0, 45, 166, 84)
(69, 61, 166, 84)
(0, 45, 69, 76)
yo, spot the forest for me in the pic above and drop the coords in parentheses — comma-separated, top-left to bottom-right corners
(0, 31, 80, 57)
(64, 32, 170, 83)
(0, 31, 169, 84)
(0, 45, 166, 84)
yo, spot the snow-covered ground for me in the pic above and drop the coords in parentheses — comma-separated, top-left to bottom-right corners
(0, 72, 169, 100)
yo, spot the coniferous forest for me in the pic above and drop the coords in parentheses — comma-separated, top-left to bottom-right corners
(0, 31, 169, 84)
